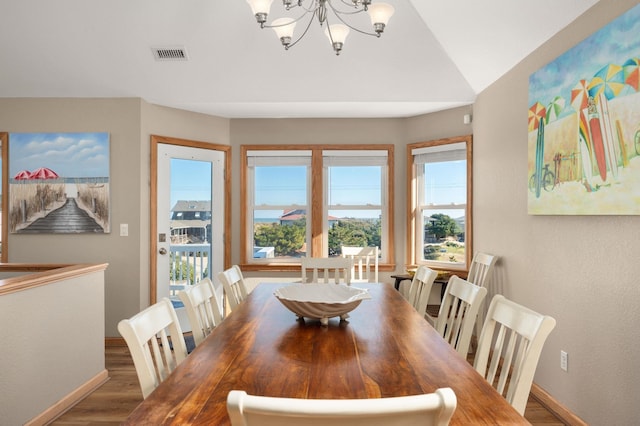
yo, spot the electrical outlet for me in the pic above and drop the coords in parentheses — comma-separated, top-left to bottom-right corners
(560, 350, 568, 372)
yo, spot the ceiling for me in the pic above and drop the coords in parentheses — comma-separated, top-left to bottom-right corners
(0, 0, 599, 119)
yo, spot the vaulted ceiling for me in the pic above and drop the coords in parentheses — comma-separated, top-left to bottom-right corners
(0, 0, 599, 118)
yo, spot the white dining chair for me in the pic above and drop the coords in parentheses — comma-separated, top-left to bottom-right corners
(227, 388, 457, 426)
(218, 265, 249, 312)
(301, 257, 353, 284)
(466, 252, 498, 339)
(407, 265, 438, 320)
(178, 277, 223, 347)
(117, 298, 188, 399)
(426, 252, 498, 333)
(434, 275, 487, 357)
(341, 246, 379, 282)
(474, 294, 556, 415)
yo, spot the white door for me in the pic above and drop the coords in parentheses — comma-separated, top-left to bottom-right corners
(156, 143, 225, 330)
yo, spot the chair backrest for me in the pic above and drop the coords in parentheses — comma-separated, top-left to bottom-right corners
(227, 388, 457, 426)
(301, 257, 353, 285)
(473, 295, 556, 415)
(407, 265, 438, 319)
(467, 252, 498, 338)
(117, 298, 188, 399)
(467, 252, 498, 288)
(434, 275, 488, 357)
(178, 278, 223, 347)
(218, 265, 249, 312)
(341, 246, 379, 283)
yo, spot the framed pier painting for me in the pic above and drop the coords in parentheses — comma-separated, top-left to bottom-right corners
(528, 3, 640, 215)
(9, 132, 110, 233)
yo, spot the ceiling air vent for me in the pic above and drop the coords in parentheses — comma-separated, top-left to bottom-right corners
(151, 46, 188, 61)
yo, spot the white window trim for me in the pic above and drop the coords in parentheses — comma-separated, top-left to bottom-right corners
(242, 145, 394, 269)
(408, 136, 472, 271)
(245, 152, 312, 264)
(322, 151, 389, 262)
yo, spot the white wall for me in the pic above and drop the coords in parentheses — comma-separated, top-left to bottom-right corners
(473, 0, 640, 423)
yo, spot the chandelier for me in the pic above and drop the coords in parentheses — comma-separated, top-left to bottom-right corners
(246, 0, 395, 55)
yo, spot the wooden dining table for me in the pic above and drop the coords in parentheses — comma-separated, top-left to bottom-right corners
(124, 283, 528, 425)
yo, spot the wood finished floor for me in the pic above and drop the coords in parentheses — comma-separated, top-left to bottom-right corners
(51, 345, 566, 425)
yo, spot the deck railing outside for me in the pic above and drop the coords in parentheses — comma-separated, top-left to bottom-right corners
(169, 243, 211, 287)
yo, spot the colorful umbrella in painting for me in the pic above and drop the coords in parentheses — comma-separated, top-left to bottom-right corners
(622, 57, 640, 92)
(570, 79, 592, 148)
(588, 63, 625, 101)
(29, 167, 59, 180)
(570, 79, 590, 112)
(528, 102, 546, 132)
(13, 170, 32, 180)
(545, 95, 565, 123)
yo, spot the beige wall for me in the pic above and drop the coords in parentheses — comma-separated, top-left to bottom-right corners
(473, 0, 639, 423)
(0, 99, 230, 336)
(0, 98, 143, 337)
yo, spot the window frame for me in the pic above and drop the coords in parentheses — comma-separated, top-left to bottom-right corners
(406, 135, 472, 272)
(241, 144, 394, 272)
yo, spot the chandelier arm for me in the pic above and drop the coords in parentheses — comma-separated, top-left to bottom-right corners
(282, 8, 318, 50)
(290, 0, 318, 13)
(328, 3, 379, 37)
(332, 4, 368, 16)
(261, 12, 309, 29)
(338, 0, 356, 7)
(337, 0, 370, 10)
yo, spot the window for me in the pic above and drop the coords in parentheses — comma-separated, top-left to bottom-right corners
(324, 150, 387, 258)
(242, 145, 393, 269)
(407, 135, 472, 271)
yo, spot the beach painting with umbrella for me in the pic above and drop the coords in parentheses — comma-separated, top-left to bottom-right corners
(9, 132, 110, 233)
(528, 3, 640, 215)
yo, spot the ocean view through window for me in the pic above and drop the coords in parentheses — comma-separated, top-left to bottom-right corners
(242, 145, 393, 268)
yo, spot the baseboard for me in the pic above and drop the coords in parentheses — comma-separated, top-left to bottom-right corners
(25, 369, 109, 426)
(530, 383, 587, 426)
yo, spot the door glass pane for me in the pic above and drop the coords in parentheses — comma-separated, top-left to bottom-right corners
(169, 158, 212, 290)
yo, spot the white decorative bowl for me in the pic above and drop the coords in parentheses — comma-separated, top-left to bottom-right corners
(274, 284, 371, 325)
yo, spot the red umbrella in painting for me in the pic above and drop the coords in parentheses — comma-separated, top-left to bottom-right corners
(570, 79, 592, 147)
(13, 170, 32, 180)
(623, 57, 640, 92)
(29, 167, 59, 180)
(528, 102, 546, 132)
(570, 79, 590, 112)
